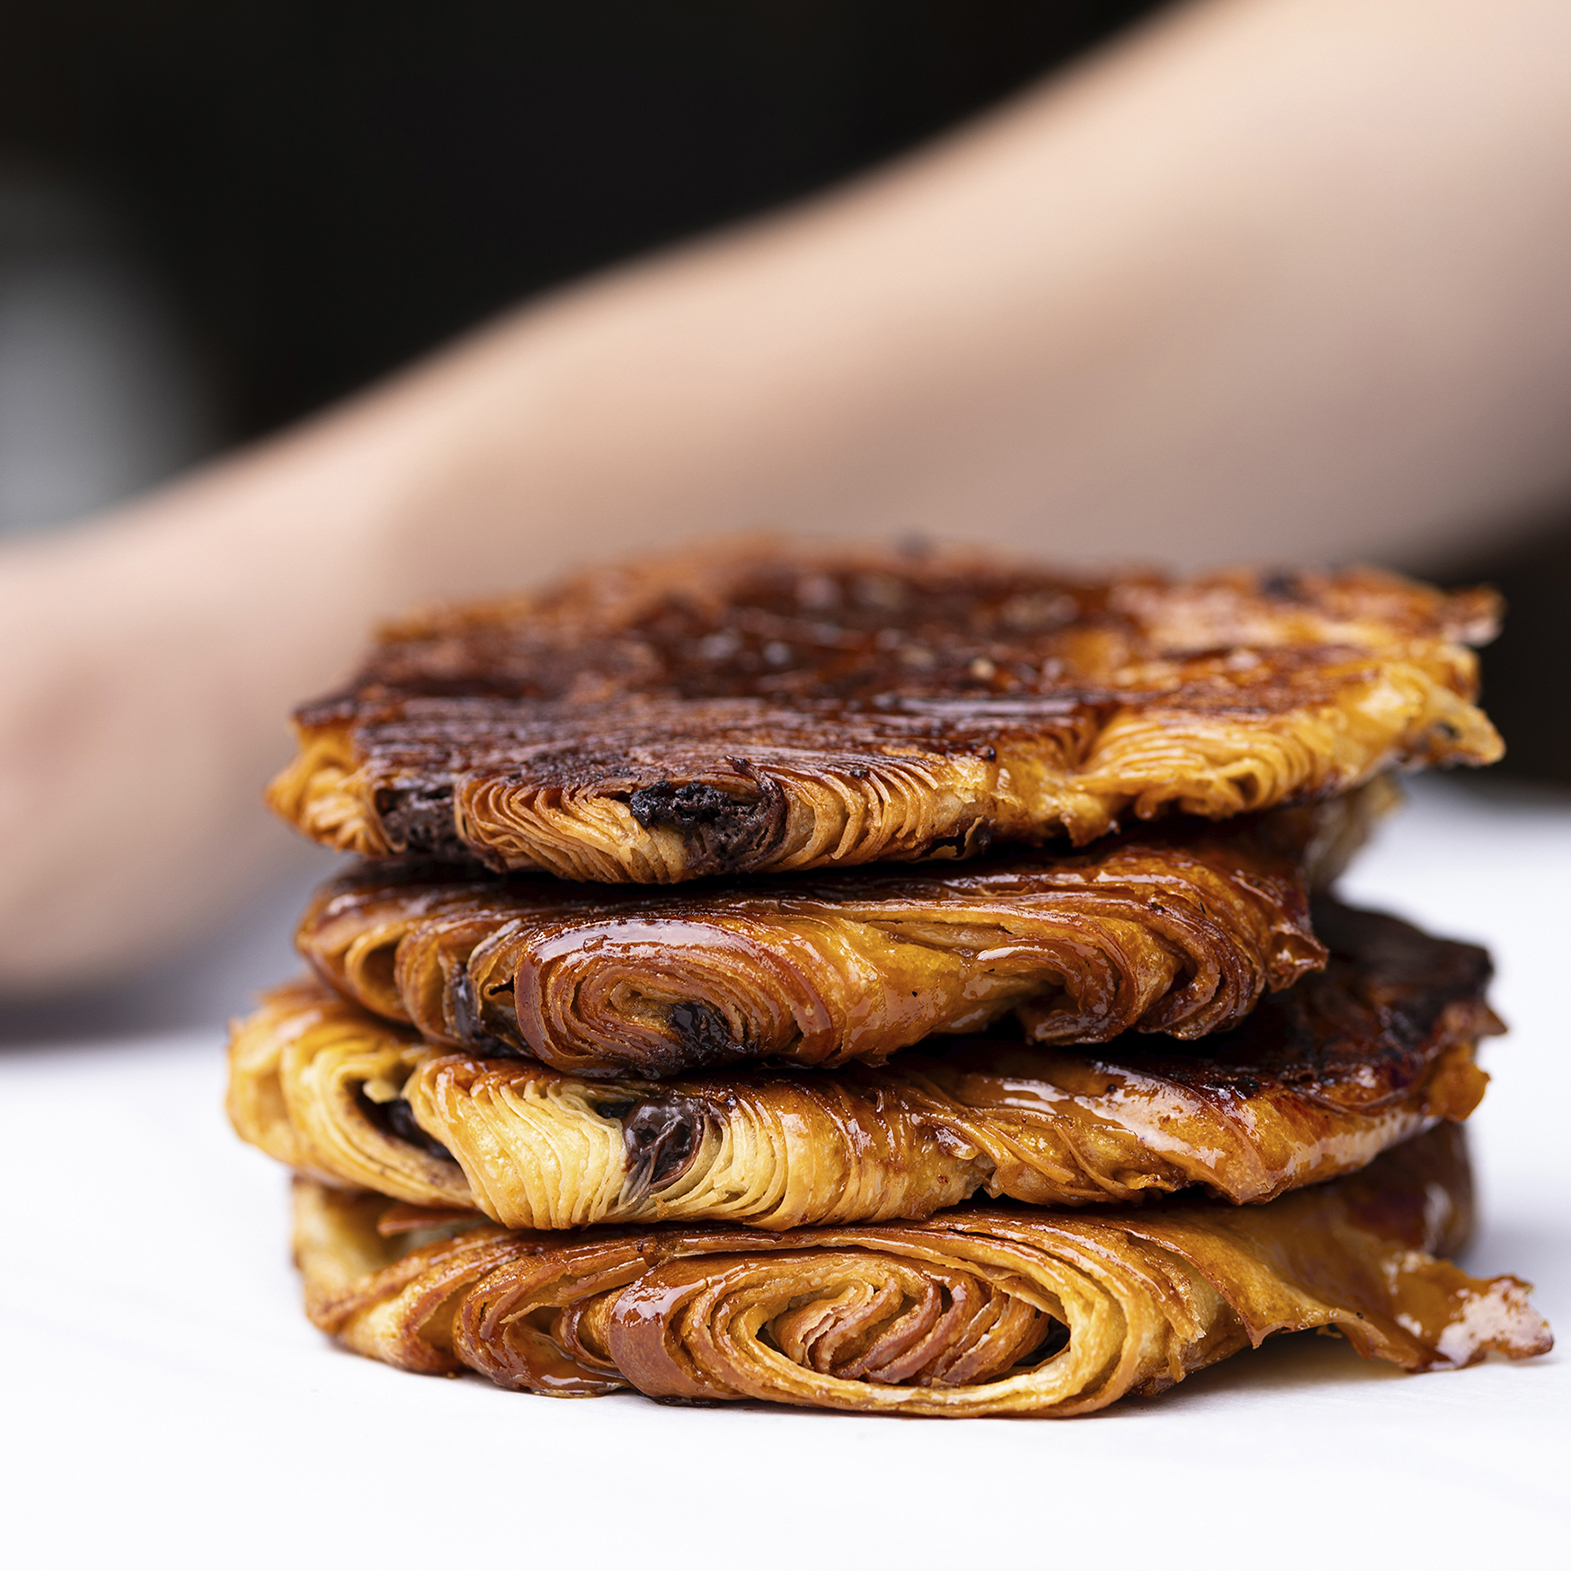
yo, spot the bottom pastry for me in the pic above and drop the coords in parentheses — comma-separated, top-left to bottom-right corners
(293, 1123, 1549, 1416)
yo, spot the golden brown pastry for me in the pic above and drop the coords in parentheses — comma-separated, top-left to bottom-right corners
(292, 1123, 1550, 1416)
(267, 547, 1500, 883)
(232, 902, 1497, 1228)
(295, 794, 1381, 1075)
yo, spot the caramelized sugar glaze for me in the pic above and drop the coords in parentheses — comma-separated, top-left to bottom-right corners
(294, 794, 1384, 1077)
(292, 1124, 1549, 1416)
(231, 901, 1498, 1229)
(268, 549, 1500, 882)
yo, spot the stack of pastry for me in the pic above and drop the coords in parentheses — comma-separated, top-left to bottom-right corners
(230, 547, 1551, 1415)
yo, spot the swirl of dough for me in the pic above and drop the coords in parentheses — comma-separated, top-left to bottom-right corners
(455, 778, 663, 881)
(265, 721, 389, 856)
(1074, 662, 1501, 826)
(744, 753, 992, 871)
(507, 917, 832, 1075)
(405, 1053, 987, 1229)
(293, 1126, 1551, 1415)
(292, 861, 538, 1034)
(299, 798, 1360, 1076)
(236, 904, 1499, 1229)
(593, 1241, 1128, 1408)
(226, 981, 471, 1208)
(454, 751, 1006, 883)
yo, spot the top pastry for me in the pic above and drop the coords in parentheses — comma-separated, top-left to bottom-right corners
(268, 545, 1501, 882)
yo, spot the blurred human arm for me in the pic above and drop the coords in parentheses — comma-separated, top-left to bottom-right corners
(3, 0, 1571, 992)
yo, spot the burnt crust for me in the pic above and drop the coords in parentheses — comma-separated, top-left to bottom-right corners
(944, 895, 1496, 1112)
(268, 548, 1502, 881)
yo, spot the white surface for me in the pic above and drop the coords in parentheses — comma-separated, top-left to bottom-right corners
(3, 778, 1567, 1568)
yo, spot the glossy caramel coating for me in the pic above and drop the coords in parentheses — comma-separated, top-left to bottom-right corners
(267, 547, 1500, 882)
(231, 901, 1498, 1228)
(294, 794, 1383, 1076)
(291, 1124, 1550, 1416)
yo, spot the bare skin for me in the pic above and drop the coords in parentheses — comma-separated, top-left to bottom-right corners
(3, 0, 1571, 993)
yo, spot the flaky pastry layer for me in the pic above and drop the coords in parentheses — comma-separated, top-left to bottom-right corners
(296, 795, 1381, 1076)
(267, 549, 1500, 882)
(292, 1124, 1549, 1417)
(231, 902, 1498, 1229)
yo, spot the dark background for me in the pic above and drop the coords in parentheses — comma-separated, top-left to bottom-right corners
(1, 0, 1564, 781)
(0, 0, 1156, 435)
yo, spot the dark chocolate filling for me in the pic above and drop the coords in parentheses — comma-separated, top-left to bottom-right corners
(450, 969, 517, 1056)
(667, 1000, 736, 1063)
(620, 1095, 715, 1195)
(628, 780, 747, 832)
(354, 1086, 459, 1164)
(372, 784, 467, 858)
(626, 774, 786, 873)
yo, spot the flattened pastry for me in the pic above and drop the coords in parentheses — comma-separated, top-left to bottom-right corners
(231, 902, 1498, 1228)
(295, 794, 1378, 1076)
(267, 548, 1500, 882)
(292, 1124, 1550, 1416)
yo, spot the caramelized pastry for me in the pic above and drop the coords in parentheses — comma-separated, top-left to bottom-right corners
(231, 902, 1498, 1228)
(267, 548, 1500, 882)
(291, 1123, 1550, 1416)
(294, 793, 1383, 1075)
